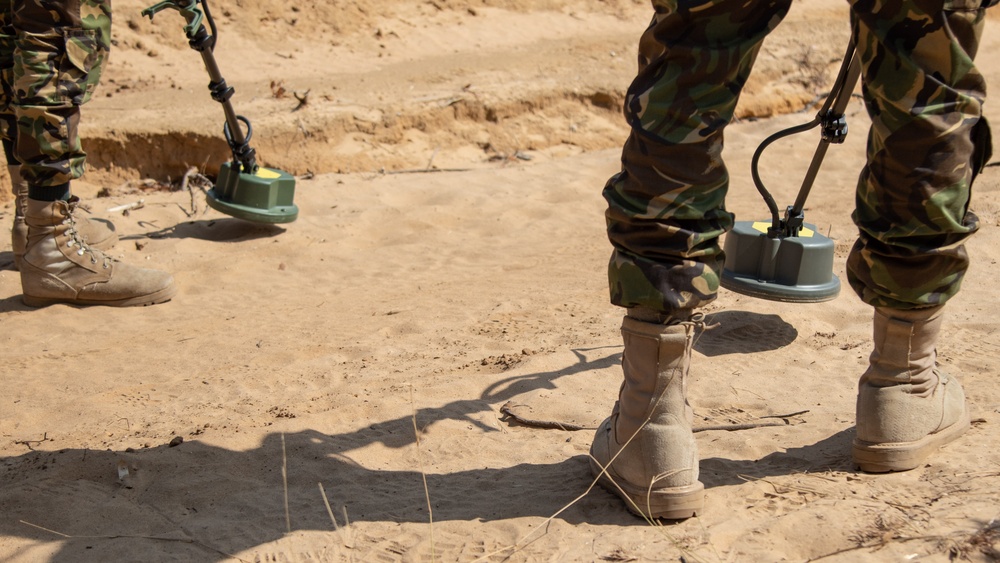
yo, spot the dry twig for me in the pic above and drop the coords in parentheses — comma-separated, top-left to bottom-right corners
(498, 402, 807, 433)
(14, 432, 50, 450)
(293, 90, 310, 111)
(281, 433, 291, 533)
(499, 401, 587, 431)
(107, 200, 145, 214)
(380, 167, 472, 175)
(410, 385, 437, 562)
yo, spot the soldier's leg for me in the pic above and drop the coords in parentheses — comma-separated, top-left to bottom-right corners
(605, 0, 792, 315)
(847, 0, 990, 471)
(847, 0, 988, 309)
(593, 0, 791, 519)
(14, 0, 173, 307)
(0, 0, 15, 161)
(0, 0, 28, 267)
(13, 0, 111, 199)
(7, 0, 116, 270)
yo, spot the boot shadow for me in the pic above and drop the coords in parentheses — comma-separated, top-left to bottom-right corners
(0, 293, 32, 313)
(0, 249, 13, 271)
(699, 427, 857, 489)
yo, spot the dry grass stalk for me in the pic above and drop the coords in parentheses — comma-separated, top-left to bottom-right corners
(410, 384, 437, 562)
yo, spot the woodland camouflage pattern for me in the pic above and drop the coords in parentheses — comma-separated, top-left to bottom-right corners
(606, 0, 993, 312)
(0, 0, 111, 187)
(846, 0, 990, 308)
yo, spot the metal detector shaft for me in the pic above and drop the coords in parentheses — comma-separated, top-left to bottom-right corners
(199, 44, 246, 153)
(749, 41, 863, 237)
(789, 45, 862, 217)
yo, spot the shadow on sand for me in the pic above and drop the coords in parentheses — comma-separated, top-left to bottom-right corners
(1, 314, 849, 561)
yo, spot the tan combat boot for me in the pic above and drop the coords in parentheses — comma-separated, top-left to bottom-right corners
(853, 306, 969, 473)
(20, 198, 176, 307)
(9, 165, 118, 270)
(590, 311, 704, 519)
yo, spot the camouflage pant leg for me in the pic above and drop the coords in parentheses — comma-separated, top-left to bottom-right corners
(12, 0, 111, 188)
(604, 0, 791, 312)
(0, 0, 16, 162)
(846, 0, 990, 309)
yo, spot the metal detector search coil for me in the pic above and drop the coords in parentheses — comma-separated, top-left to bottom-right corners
(209, 163, 297, 224)
(721, 221, 839, 303)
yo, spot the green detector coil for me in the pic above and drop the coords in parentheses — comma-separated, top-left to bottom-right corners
(207, 163, 298, 224)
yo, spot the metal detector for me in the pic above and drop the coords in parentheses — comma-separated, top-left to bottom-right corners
(142, 0, 299, 224)
(720, 43, 862, 303)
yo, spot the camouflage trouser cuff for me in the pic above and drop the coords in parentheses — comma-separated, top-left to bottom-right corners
(27, 181, 70, 202)
(608, 249, 720, 313)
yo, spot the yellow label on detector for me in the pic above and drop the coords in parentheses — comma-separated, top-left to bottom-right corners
(255, 167, 282, 180)
(750, 221, 814, 237)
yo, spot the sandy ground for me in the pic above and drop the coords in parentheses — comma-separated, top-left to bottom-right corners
(1, 0, 1000, 561)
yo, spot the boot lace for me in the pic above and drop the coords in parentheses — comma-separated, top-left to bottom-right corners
(678, 312, 719, 352)
(63, 213, 113, 269)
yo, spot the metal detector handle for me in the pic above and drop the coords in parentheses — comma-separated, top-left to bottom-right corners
(788, 44, 862, 221)
(141, 0, 204, 38)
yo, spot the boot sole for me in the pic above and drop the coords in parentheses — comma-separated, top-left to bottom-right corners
(589, 457, 704, 520)
(23, 285, 177, 308)
(852, 413, 970, 473)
